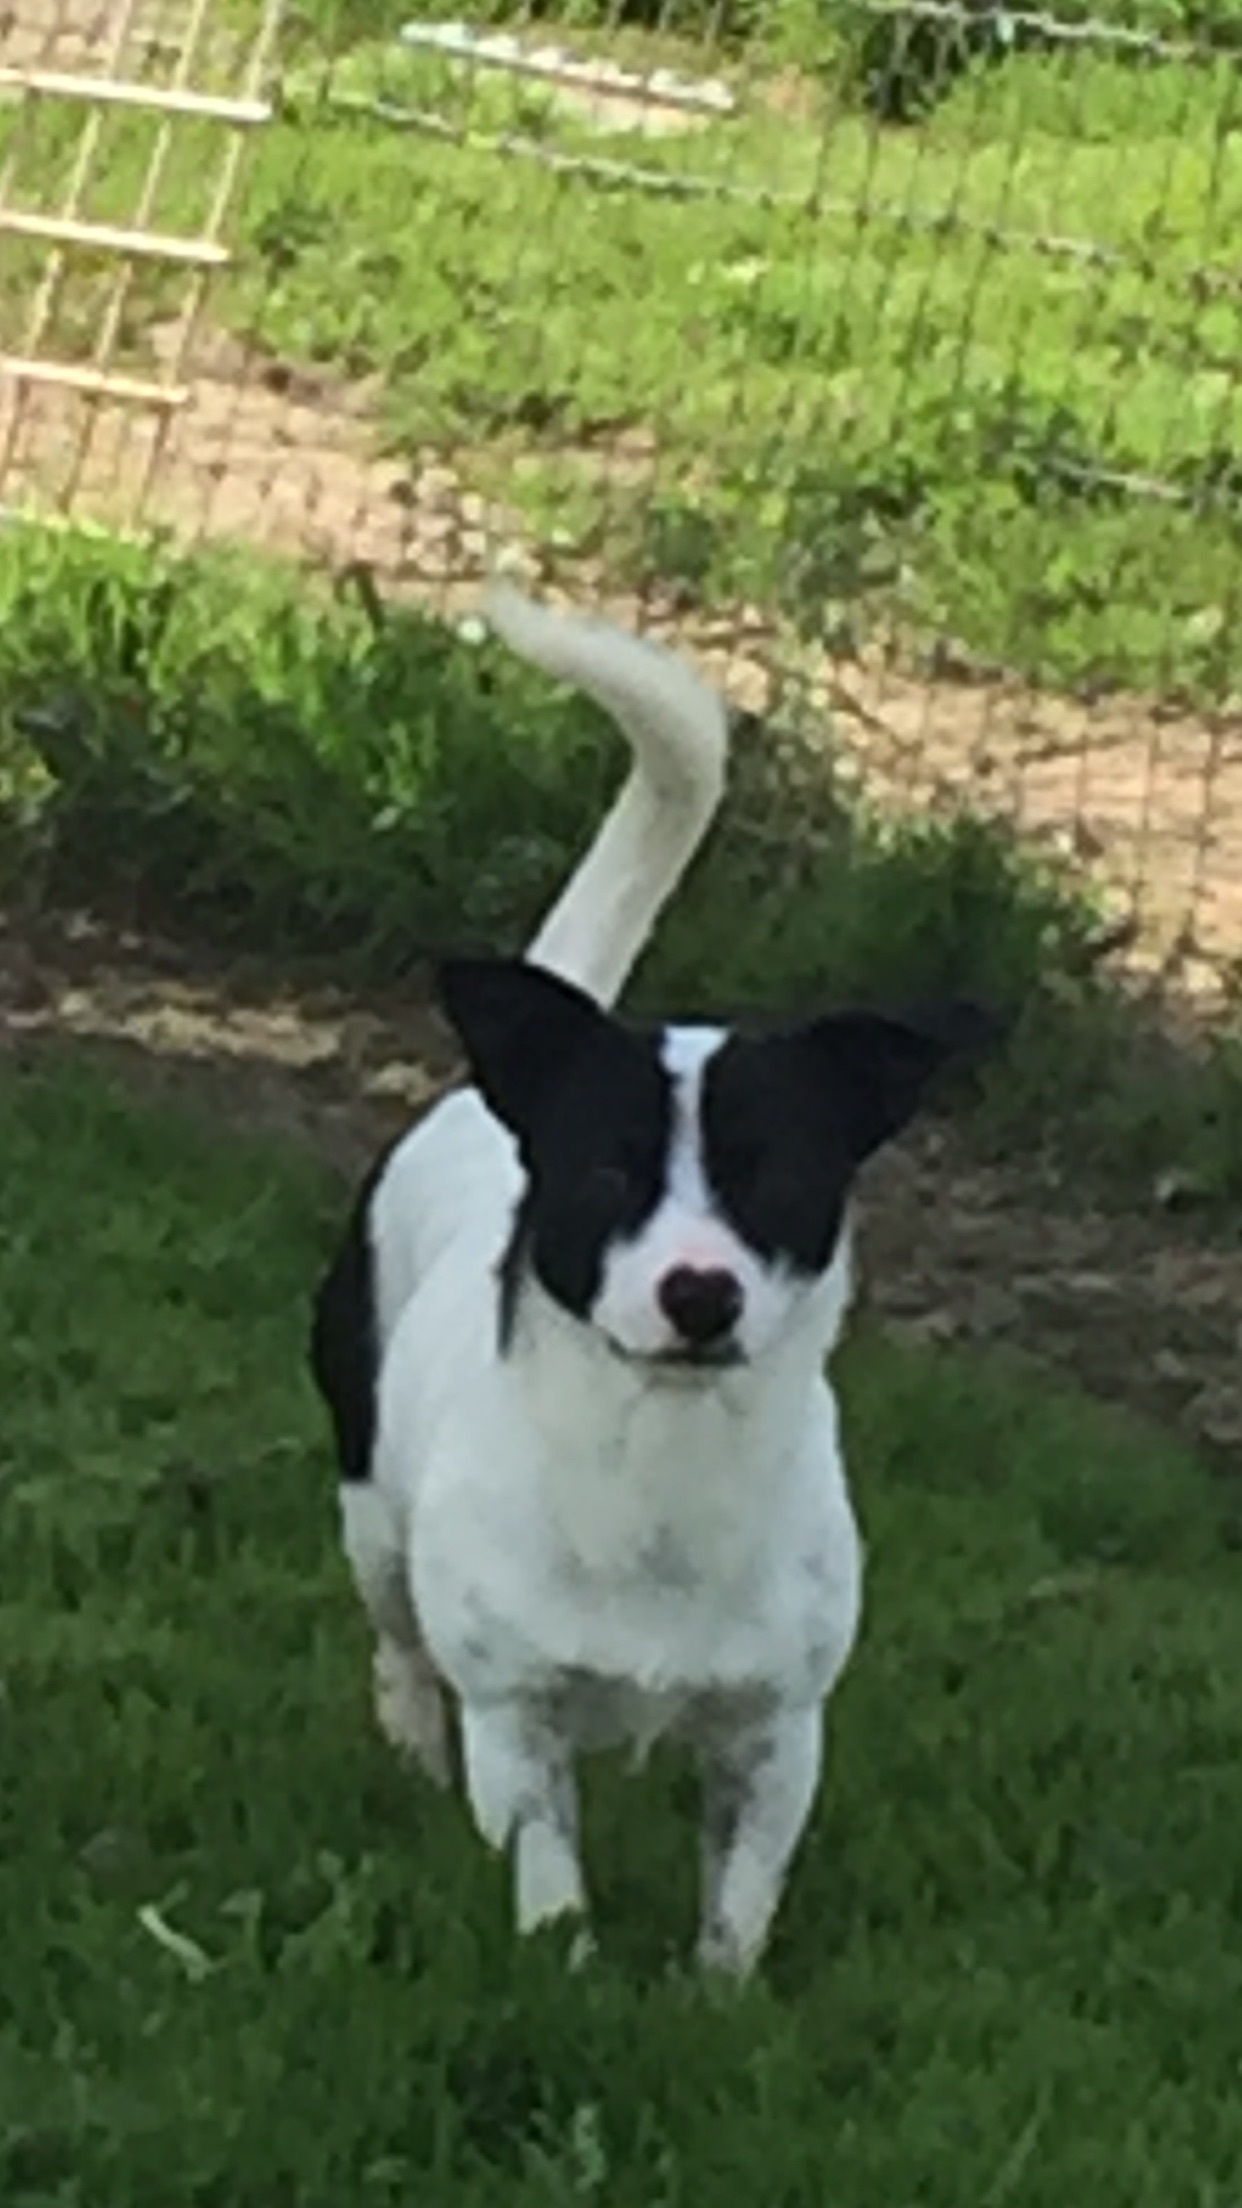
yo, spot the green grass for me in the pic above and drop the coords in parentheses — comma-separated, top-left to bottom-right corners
(0, 525, 1096, 1002)
(4, 521, 1242, 1204)
(6, 26, 1242, 698)
(240, 41, 1242, 696)
(5, 1049, 1242, 2204)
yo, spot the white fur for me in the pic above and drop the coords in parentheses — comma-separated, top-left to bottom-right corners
(486, 580, 728, 1009)
(342, 587, 863, 1976)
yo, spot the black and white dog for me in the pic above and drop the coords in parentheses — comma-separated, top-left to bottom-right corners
(311, 584, 999, 1976)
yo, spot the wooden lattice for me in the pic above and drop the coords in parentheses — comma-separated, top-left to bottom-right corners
(0, 0, 281, 527)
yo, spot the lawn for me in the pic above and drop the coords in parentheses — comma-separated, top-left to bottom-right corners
(5, 17, 1242, 2195)
(4, 1046, 1242, 2204)
(5, 16, 1242, 697)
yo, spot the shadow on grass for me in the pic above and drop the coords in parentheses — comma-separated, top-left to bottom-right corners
(0, 523, 1239, 1213)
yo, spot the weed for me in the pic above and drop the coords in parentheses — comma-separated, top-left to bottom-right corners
(3, 525, 1242, 1201)
(0, 526, 1087, 1016)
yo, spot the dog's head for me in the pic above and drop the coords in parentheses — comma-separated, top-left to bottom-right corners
(438, 958, 1005, 1374)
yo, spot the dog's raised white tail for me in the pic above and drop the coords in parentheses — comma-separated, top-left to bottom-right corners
(484, 580, 729, 1010)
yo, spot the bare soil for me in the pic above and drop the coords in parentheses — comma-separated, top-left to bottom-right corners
(0, 0, 256, 88)
(4, 901, 1241, 1490)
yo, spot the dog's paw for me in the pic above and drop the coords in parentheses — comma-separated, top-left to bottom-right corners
(373, 1641, 451, 1788)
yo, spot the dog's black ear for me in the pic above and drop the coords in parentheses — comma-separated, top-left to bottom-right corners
(799, 998, 1008, 1165)
(436, 957, 610, 1140)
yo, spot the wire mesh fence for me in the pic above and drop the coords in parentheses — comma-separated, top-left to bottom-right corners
(3, 0, 1242, 994)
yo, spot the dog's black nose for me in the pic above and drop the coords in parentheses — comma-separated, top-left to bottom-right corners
(657, 1264, 743, 1346)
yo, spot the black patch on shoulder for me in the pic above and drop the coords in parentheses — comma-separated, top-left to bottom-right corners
(309, 1148, 391, 1483)
(496, 1186, 535, 1354)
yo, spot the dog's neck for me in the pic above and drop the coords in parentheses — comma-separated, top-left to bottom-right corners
(495, 1243, 853, 1580)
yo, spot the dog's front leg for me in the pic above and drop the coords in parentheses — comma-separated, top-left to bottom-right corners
(697, 1705, 823, 1978)
(460, 1701, 589, 1944)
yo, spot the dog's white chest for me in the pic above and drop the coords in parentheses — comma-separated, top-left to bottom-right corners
(399, 1366, 862, 1755)
(370, 1096, 862, 1767)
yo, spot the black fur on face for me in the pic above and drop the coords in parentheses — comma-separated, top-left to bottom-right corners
(438, 959, 673, 1329)
(438, 958, 1007, 1344)
(699, 1001, 1004, 1276)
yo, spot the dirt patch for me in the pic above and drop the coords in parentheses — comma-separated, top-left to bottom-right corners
(0, 899, 457, 1174)
(0, 0, 256, 88)
(4, 900, 1241, 1483)
(806, 654, 1242, 1001)
(865, 1132, 1242, 1477)
(2, 2, 118, 72)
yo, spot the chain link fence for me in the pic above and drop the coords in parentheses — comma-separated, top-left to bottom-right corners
(3, 0, 1242, 992)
